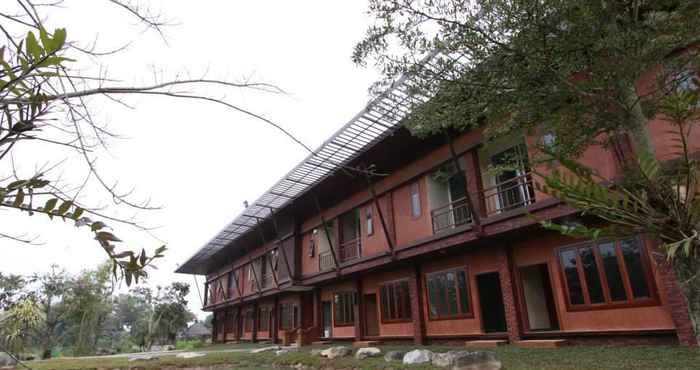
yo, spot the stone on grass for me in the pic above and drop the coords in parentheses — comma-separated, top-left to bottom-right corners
(320, 346, 352, 359)
(276, 347, 300, 356)
(402, 349, 434, 364)
(0, 353, 17, 368)
(163, 344, 176, 351)
(384, 351, 405, 362)
(309, 349, 324, 356)
(128, 354, 160, 362)
(176, 352, 206, 359)
(355, 347, 381, 360)
(451, 351, 501, 370)
(250, 345, 281, 354)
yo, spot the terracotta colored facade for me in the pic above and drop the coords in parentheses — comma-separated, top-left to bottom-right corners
(187, 96, 697, 347)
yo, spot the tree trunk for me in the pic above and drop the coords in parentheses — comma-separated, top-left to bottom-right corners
(674, 261, 700, 345)
(622, 84, 655, 156)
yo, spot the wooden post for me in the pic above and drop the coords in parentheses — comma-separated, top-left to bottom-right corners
(252, 302, 259, 343)
(498, 244, 522, 343)
(235, 306, 242, 341)
(354, 278, 364, 342)
(272, 296, 280, 344)
(409, 263, 426, 345)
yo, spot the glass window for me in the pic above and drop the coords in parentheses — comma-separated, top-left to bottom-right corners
(366, 207, 374, 236)
(410, 182, 422, 217)
(333, 292, 356, 326)
(258, 307, 270, 331)
(379, 280, 412, 321)
(426, 268, 471, 318)
(279, 303, 297, 330)
(559, 237, 654, 309)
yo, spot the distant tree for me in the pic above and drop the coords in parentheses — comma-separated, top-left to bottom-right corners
(0, 272, 28, 310)
(30, 265, 70, 359)
(203, 314, 213, 329)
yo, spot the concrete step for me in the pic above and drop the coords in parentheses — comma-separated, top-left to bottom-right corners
(515, 339, 568, 348)
(352, 340, 382, 348)
(464, 340, 508, 348)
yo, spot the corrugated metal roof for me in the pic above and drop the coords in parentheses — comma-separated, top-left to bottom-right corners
(176, 54, 461, 275)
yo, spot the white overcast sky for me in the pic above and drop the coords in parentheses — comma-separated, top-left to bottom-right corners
(0, 0, 380, 318)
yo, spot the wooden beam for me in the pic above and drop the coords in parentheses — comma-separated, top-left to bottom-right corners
(268, 210, 295, 282)
(313, 195, 341, 273)
(362, 166, 396, 259)
(229, 267, 243, 299)
(446, 133, 483, 235)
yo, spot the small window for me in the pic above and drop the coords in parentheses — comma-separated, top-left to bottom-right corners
(366, 207, 374, 236)
(333, 291, 356, 326)
(243, 310, 254, 332)
(558, 237, 655, 310)
(410, 182, 422, 218)
(309, 230, 316, 257)
(279, 303, 298, 330)
(380, 280, 412, 322)
(426, 268, 472, 319)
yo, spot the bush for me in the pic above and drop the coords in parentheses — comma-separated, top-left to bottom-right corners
(175, 340, 204, 351)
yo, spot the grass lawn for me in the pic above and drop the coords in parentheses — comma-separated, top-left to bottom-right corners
(15, 344, 700, 370)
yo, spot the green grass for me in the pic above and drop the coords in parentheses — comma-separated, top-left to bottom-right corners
(17, 344, 700, 370)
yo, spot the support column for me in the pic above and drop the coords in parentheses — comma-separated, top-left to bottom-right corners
(252, 301, 259, 343)
(658, 261, 698, 346)
(463, 149, 485, 218)
(272, 296, 280, 344)
(354, 278, 364, 342)
(409, 263, 426, 345)
(313, 288, 322, 339)
(235, 306, 242, 342)
(211, 313, 218, 343)
(497, 244, 522, 343)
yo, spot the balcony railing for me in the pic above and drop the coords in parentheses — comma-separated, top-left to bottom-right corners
(431, 197, 473, 234)
(319, 250, 334, 271)
(339, 237, 361, 262)
(482, 172, 536, 216)
(261, 273, 273, 288)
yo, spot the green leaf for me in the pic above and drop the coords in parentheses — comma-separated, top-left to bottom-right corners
(51, 28, 67, 53)
(26, 31, 42, 60)
(72, 207, 84, 220)
(44, 198, 58, 213)
(57, 200, 72, 215)
(96, 231, 122, 243)
(91, 221, 107, 231)
(12, 189, 24, 208)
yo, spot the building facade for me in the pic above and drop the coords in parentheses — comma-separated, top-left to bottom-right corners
(176, 71, 699, 347)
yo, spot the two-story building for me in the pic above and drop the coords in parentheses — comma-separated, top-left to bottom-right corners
(176, 65, 698, 347)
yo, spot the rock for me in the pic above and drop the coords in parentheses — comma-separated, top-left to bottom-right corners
(320, 346, 352, 359)
(275, 348, 299, 356)
(384, 351, 405, 362)
(0, 353, 17, 367)
(128, 354, 160, 362)
(309, 349, 324, 356)
(163, 345, 176, 351)
(150, 345, 163, 352)
(432, 351, 459, 367)
(292, 363, 310, 370)
(176, 352, 206, 359)
(355, 347, 381, 360)
(451, 351, 501, 370)
(402, 349, 434, 364)
(251, 345, 281, 354)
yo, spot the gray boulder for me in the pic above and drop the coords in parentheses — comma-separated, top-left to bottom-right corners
(251, 345, 281, 354)
(309, 349, 324, 357)
(128, 354, 160, 362)
(0, 353, 17, 368)
(355, 347, 381, 360)
(275, 347, 300, 356)
(176, 352, 206, 359)
(320, 346, 352, 359)
(403, 349, 434, 364)
(431, 351, 501, 370)
(384, 350, 405, 362)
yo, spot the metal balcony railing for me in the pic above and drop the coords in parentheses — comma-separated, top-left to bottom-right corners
(430, 197, 473, 234)
(482, 172, 536, 216)
(339, 237, 361, 261)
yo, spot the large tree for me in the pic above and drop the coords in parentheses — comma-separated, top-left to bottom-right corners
(355, 0, 700, 342)
(0, 1, 288, 283)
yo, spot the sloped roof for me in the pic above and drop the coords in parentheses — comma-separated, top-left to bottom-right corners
(176, 54, 464, 275)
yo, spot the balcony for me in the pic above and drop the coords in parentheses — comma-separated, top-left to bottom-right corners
(261, 273, 273, 288)
(431, 197, 472, 234)
(339, 237, 361, 262)
(482, 171, 536, 216)
(319, 250, 334, 271)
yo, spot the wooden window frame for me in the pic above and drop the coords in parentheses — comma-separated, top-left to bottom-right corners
(410, 182, 422, 219)
(556, 237, 659, 312)
(379, 278, 412, 323)
(366, 206, 374, 236)
(243, 310, 254, 332)
(279, 303, 298, 330)
(333, 291, 356, 327)
(424, 267, 474, 321)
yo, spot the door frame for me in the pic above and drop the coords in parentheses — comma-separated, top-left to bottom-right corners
(475, 270, 508, 334)
(321, 300, 333, 339)
(514, 262, 561, 333)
